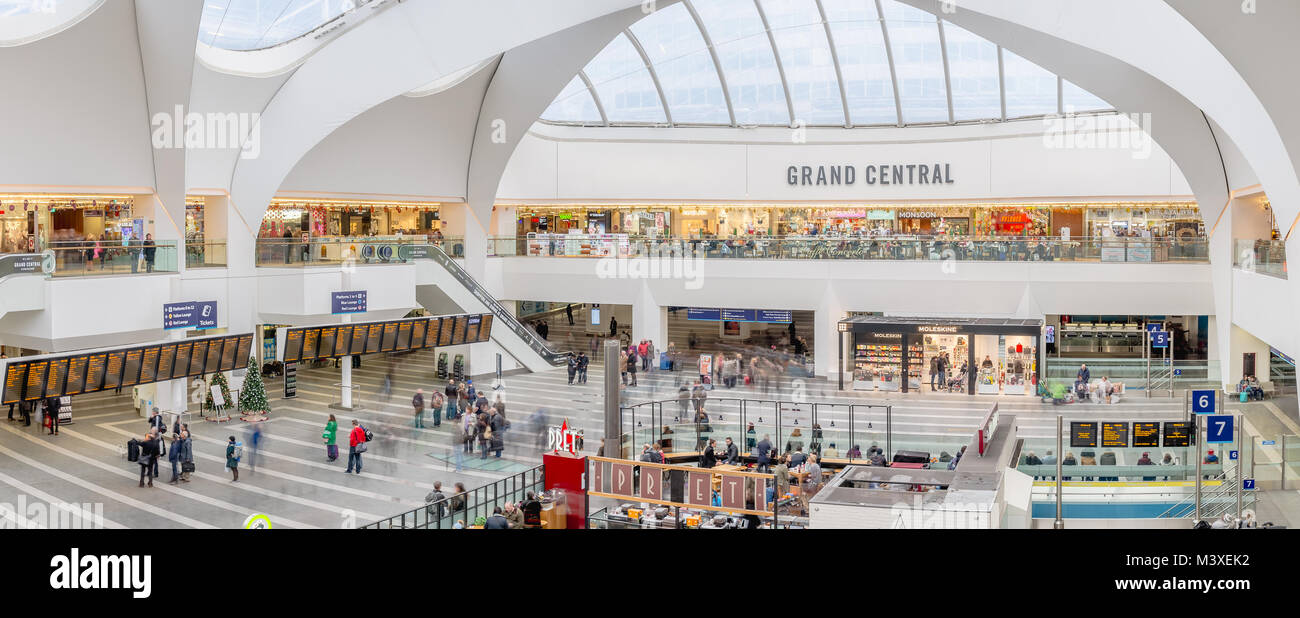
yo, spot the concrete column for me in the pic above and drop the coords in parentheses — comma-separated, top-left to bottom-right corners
(814, 288, 845, 383)
(631, 282, 667, 351)
(207, 195, 259, 335)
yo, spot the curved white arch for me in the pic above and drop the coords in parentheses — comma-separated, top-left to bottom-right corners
(0, 0, 105, 47)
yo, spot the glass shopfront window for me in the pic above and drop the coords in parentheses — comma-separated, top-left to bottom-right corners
(259, 199, 441, 240)
(0, 194, 138, 254)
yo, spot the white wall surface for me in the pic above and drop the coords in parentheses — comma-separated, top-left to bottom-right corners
(256, 264, 417, 319)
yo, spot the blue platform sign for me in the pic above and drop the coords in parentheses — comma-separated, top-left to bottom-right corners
(1243, 478, 1256, 491)
(1206, 415, 1234, 444)
(1145, 323, 1164, 333)
(164, 301, 217, 330)
(1230, 450, 1239, 461)
(331, 291, 367, 315)
(1150, 330, 1169, 348)
(687, 307, 792, 323)
(1191, 389, 1216, 414)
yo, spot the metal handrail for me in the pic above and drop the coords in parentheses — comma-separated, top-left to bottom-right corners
(424, 244, 569, 367)
(358, 464, 545, 529)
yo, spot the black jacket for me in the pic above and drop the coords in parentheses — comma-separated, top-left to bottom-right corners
(723, 443, 739, 464)
(700, 446, 717, 468)
(484, 515, 510, 529)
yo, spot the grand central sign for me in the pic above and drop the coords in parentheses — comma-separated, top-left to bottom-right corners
(786, 163, 955, 186)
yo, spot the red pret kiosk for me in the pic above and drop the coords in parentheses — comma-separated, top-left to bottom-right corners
(543, 452, 588, 530)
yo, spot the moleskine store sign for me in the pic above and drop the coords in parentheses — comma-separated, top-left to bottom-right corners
(786, 163, 955, 186)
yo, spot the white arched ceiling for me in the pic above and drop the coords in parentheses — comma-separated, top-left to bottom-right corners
(226, 0, 662, 240)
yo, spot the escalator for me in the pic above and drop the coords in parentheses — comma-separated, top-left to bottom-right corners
(423, 245, 568, 372)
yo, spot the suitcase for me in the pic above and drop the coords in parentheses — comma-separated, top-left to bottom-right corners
(126, 439, 140, 462)
(181, 461, 195, 473)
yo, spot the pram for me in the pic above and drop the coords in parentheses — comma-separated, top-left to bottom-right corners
(945, 369, 967, 392)
(1074, 381, 1091, 402)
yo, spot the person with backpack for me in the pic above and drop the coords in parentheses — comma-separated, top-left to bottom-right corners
(424, 481, 447, 522)
(225, 435, 240, 482)
(444, 379, 459, 421)
(323, 414, 338, 462)
(430, 391, 444, 428)
(345, 419, 367, 474)
(412, 388, 426, 429)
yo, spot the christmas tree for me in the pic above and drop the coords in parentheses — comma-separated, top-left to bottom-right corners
(238, 357, 270, 414)
(206, 371, 232, 411)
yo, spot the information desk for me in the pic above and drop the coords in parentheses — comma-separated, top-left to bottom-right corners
(1, 333, 253, 405)
(280, 313, 493, 363)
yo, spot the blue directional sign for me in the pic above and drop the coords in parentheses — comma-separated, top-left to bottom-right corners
(1173, 369, 1182, 376)
(1145, 323, 1164, 333)
(164, 301, 217, 330)
(1263, 440, 1277, 446)
(331, 291, 367, 315)
(1243, 478, 1256, 491)
(1191, 389, 1216, 414)
(1206, 415, 1234, 444)
(1230, 450, 1239, 461)
(1150, 330, 1169, 348)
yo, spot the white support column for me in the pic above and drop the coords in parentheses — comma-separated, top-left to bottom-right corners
(632, 282, 667, 353)
(208, 195, 259, 335)
(814, 289, 845, 383)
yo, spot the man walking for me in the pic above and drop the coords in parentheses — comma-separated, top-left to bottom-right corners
(577, 352, 589, 384)
(412, 388, 425, 429)
(345, 419, 367, 474)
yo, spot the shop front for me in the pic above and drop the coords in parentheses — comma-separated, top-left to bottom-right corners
(515, 206, 672, 236)
(896, 206, 970, 236)
(0, 194, 139, 254)
(258, 199, 442, 240)
(838, 316, 1043, 396)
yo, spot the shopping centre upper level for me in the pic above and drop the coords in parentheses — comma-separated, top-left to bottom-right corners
(0, 0, 1297, 389)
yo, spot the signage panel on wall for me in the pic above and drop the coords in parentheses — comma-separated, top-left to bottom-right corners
(164, 301, 218, 330)
(687, 307, 793, 323)
(331, 291, 368, 315)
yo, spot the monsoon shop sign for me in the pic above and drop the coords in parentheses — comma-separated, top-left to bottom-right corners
(786, 164, 955, 187)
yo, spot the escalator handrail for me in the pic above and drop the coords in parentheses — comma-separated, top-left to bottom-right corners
(425, 245, 569, 366)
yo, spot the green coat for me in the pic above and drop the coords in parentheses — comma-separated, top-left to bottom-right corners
(226, 444, 238, 469)
(323, 420, 338, 445)
(773, 463, 790, 495)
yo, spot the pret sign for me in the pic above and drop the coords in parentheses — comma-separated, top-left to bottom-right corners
(331, 291, 367, 315)
(164, 301, 218, 330)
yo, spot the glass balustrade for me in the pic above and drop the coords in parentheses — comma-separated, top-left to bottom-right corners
(45, 240, 179, 277)
(254, 237, 462, 267)
(1233, 238, 1287, 279)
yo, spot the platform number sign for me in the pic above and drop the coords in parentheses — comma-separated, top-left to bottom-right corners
(1206, 415, 1234, 444)
(1150, 330, 1169, 348)
(1191, 389, 1216, 415)
(1243, 479, 1256, 491)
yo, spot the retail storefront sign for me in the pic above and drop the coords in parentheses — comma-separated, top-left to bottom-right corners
(0, 253, 42, 279)
(785, 164, 954, 186)
(545, 420, 581, 455)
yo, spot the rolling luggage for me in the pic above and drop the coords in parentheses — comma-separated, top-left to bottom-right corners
(126, 439, 140, 462)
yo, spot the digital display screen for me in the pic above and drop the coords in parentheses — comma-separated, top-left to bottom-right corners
(465, 316, 480, 343)
(65, 356, 89, 396)
(351, 325, 369, 356)
(410, 321, 426, 350)
(220, 337, 238, 371)
(1101, 422, 1129, 448)
(437, 317, 454, 346)
(121, 349, 144, 386)
(283, 330, 303, 363)
(156, 345, 176, 380)
(424, 318, 441, 347)
(335, 326, 353, 357)
(103, 352, 126, 391)
(1133, 422, 1159, 448)
(1070, 422, 1098, 448)
(380, 322, 398, 352)
(395, 322, 413, 351)
(188, 341, 209, 377)
(365, 324, 383, 354)
(1163, 422, 1192, 448)
(477, 314, 493, 343)
(3, 362, 28, 404)
(235, 335, 254, 369)
(138, 347, 160, 385)
(301, 329, 319, 361)
(171, 343, 193, 379)
(204, 341, 222, 375)
(451, 316, 469, 345)
(317, 327, 337, 360)
(86, 353, 109, 392)
(45, 359, 68, 399)
(24, 361, 48, 401)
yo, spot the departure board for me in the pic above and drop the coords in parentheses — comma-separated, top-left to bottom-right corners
(219, 337, 238, 371)
(410, 321, 426, 350)
(1070, 422, 1098, 448)
(283, 329, 304, 363)
(451, 315, 469, 345)
(1133, 422, 1160, 448)
(477, 315, 493, 343)
(103, 352, 126, 391)
(318, 327, 338, 360)
(350, 325, 368, 355)
(24, 360, 48, 401)
(395, 322, 413, 351)
(171, 343, 193, 379)
(301, 329, 319, 361)
(334, 326, 353, 357)
(204, 341, 222, 375)
(44, 358, 68, 397)
(140, 347, 161, 384)
(187, 341, 208, 376)
(156, 344, 176, 380)
(465, 316, 481, 343)
(438, 317, 455, 346)
(1163, 422, 1192, 447)
(365, 324, 383, 354)
(85, 353, 109, 391)
(380, 322, 398, 351)
(1101, 422, 1129, 448)
(120, 349, 144, 386)
(234, 335, 254, 368)
(426, 317, 443, 347)
(65, 356, 89, 396)
(3, 362, 27, 404)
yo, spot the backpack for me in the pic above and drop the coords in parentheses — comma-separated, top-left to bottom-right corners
(363, 426, 374, 442)
(231, 442, 244, 461)
(126, 439, 140, 462)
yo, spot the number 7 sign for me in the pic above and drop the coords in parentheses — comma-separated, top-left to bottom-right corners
(1191, 389, 1216, 414)
(1206, 415, 1234, 444)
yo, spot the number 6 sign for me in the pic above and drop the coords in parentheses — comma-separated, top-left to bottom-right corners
(1191, 389, 1215, 415)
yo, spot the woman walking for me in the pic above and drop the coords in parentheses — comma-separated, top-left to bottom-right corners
(226, 436, 240, 482)
(323, 414, 338, 462)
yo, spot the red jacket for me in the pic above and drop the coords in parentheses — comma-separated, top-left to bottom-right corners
(349, 425, 366, 447)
